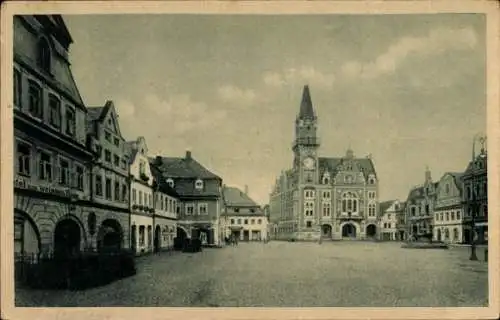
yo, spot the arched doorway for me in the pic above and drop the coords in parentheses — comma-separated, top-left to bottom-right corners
(154, 225, 161, 253)
(54, 218, 81, 259)
(175, 226, 188, 250)
(437, 228, 442, 242)
(97, 219, 123, 252)
(366, 224, 377, 238)
(342, 223, 356, 238)
(321, 224, 332, 238)
(130, 225, 137, 253)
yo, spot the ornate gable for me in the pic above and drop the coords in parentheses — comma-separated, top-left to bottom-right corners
(102, 101, 122, 137)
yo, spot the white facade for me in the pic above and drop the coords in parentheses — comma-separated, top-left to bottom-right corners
(433, 173, 464, 244)
(378, 200, 401, 241)
(128, 137, 154, 254)
(154, 190, 178, 249)
(224, 215, 269, 241)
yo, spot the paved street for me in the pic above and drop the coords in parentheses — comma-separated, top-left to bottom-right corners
(16, 241, 488, 307)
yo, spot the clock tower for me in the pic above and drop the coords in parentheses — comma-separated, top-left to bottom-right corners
(292, 85, 320, 185)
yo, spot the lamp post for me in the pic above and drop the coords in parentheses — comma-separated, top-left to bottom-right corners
(468, 133, 483, 261)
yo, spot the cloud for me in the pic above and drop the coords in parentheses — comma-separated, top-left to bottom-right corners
(114, 93, 226, 139)
(341, 26, 478, 80)
(217, 85, 257, 105)
(263, 66, 335, 89)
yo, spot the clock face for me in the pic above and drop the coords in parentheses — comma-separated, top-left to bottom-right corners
(303, 157, 315, 169)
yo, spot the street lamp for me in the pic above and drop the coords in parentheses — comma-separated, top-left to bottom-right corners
(468, 133, 484, 261)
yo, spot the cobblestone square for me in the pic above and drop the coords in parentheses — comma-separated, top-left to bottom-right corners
(16, 241, 488, 307)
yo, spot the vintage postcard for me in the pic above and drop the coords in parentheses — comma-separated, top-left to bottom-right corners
(1, 1, 499, 320)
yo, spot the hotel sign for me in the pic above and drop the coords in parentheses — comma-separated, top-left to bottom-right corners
(14, 176, 71, 197)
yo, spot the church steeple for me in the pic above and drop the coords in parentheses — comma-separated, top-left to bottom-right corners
(298, 85, 315, 120)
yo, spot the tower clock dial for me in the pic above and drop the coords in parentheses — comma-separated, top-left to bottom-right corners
(303, 157, 315, 169)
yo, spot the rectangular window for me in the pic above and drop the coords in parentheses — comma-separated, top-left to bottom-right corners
(48, 94, 61, 128)
(95, 174, 103, 196)
(114, 181, 120, 201)
(121, 159, 127, 170)
(58, 158, 70, 185)
(165, 198, 169, 211)
(113, 155, 120, 167)
(14, 69, 22, 108)
(65, 107, 76, 136)
(38, 151, 52, 181)
(139, 191, 143, 205)
(28, 81, 43, 119)
(105, 178, 112, 200)
(451, 212, 455, 220)
(244, 219, 248, 225)
(121, 184, 127, 202)
(457, 211, 461, 220)
(251, 219, 255, 224)
(237, 219, 241, 224)
(104, 150, 111, 163)
(113, 137, 120, 147)
(104, 131, 111, 142)
(139, 226, 145, 246)
(199, 203, 208, 215)
(306, 221, 312, 228)
(75, 165, 84, 190)
(132, 189, 136, 204)
(148, 195, 152, 207)
(258, 219, 262, 224)
(186, 204, 194, 215)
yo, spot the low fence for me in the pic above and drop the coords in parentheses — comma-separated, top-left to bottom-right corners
(15, 249, 136, 290)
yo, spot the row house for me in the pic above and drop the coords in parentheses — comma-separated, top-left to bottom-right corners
(395, 201, 407, 241)
(150, 157, 179, 252)
(13, 15, 96, 261)
(150, 151, 223, 246)
(125, 137, 154, 254)
(378, 200, 401, 241)
(86, 101, 130, 251)
(434, 172, 465, 243)
(221, 185, 268, 242)
(461, 145, 488, 244)
(405, 167, 438, 240)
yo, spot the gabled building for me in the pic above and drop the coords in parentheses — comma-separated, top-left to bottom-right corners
(268, 85, 379, 241)
(405, 167, 438, 240)
(150, 160, 180, 252)
(461, 140, 488, 244)
(150, 151, 223, 246)
(378, 200, 401, 241)
(434, 172, 465, 243)
(222, 185, 268, 241)
(125, 137, 154, 254)
(86, 101, 130, 251)
(13, 15, 95, 260)
(396, 201, 407, 241)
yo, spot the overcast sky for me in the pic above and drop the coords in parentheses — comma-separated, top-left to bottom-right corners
(64, 13, 486, 205)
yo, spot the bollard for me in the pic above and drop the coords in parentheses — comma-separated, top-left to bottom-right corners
(484, 248, 488, 262)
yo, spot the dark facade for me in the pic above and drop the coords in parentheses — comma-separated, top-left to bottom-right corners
(461, 145, 488, 244)
(86, 101, 131, 250)
(13, 15, 95, 259)
(150, 151, 223, 246)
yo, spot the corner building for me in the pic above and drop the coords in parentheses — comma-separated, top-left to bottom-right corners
(269, 85, 379, 241)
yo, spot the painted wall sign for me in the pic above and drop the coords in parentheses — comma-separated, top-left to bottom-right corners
(14, 176, 70, 197)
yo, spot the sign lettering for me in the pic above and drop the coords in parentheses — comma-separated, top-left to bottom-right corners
(14, 176, 71, 197)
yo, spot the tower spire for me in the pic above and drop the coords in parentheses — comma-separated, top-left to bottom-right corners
(298, 84, 315, 119)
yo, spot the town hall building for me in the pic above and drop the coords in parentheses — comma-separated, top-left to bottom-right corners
(269, 85, 379, 241)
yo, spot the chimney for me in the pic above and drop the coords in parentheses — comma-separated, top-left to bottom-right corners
(155, 156, 162, 166)
(244, 185, 249, 195)
(185, 150, 192, 160)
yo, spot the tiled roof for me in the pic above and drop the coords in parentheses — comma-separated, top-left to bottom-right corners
(150, 165, 179, 198)
(379, 200, 395, 214)
(318, 157, 377, 179)
(87, 107, 105, 121)
(148, 156, 221, 180)
(223, 186, 259, 207)
(448, 172, 465, 193)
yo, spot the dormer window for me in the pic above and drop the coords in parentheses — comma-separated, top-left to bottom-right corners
(37, 37, 51, 73)
(368, 177, 375, 185)
(322, 173, 330, 185)
(195, 179, 204, 190)
(166, 178, 174, 188)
